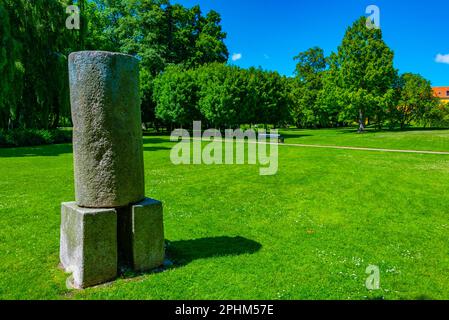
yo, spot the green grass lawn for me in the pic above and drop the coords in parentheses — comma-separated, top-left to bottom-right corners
(1, 128, 449, 300)
(280, 128, 449, 152)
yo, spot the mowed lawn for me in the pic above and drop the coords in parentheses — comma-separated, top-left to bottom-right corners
(281, 128, 449, 152)
(0, 128, 449, 300)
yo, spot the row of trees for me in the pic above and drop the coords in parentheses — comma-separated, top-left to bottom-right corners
(153, 63, 289, 129)
(0, 0, 74, 130)
(290, 18, 441, 131)
(82, 0, 229, 125)
(1, 1, 446, 132)
(153, 17, 444, 132)
(0, 0, 229, 130)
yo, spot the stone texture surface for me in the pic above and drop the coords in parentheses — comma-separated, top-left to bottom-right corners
(68, 51, 145, 208)
(60, 202, 117, 289)
(122, 198, 165, 272)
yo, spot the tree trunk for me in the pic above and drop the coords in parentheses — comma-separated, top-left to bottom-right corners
(79, 0, 87, 50)
(358, 109, 365, 133)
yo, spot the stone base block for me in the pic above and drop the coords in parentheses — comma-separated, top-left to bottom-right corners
(118, 198, 165, 272)
(60, 202, 117, 289)
(132, 198, 165, 271)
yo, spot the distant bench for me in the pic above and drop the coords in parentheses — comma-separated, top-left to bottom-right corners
(258, 133, 285, 144)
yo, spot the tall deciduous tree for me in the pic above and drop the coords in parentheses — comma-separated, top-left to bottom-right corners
(84, 0, 228, 126)
(1, 0, 74, 130)
(0, 1, 20, 129)
(395, 73, 439, 129)
(333, 17, 396, 132)
(292, 47, 327, 128)
(153, 65, 201, 128)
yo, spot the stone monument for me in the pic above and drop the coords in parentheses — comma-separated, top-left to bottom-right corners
(60, 51, 165, 289)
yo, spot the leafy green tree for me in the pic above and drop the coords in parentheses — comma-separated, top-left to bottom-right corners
(153, 63, 291, 130)
(1, 0, 74, 130)
(196, 63, 248, 129)
(394, 73, 439, 129)
(257, 70, 289, 128)
(423, 102, 449, 128)
(291, 47, 327, 128)
(192, 10, 229, 66)
(316, 66, 344, 127)
(332, 17, 396, 132)
(0, 1, 20, 129)
(84, 0, 228, 125)
(153, 65, 201, 128)
(84, 0, 119, 52)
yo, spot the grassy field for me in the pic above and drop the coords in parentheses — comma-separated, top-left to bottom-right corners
(1, 128, 449, 300)
(281, 128, 449, 152)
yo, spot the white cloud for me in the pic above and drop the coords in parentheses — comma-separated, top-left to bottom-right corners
(231, 53, 242, 61)
(435, 53, 449, 64)
(264, 54, 270, 59)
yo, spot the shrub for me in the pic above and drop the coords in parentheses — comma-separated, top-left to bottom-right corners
(51, 129, 72, 144)
(0, 129, 72, 148)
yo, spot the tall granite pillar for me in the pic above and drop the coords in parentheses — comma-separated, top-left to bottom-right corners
(60, 51, 165, 289)
(69, 51, 144, 208)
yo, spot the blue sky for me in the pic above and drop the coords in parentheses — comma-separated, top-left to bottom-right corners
(175, 0, 449, 86)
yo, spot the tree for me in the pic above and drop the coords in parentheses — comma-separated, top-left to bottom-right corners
(85, 0, 229, 125)
(1, 0, 74, 130)
(196, 63, 247, 129)
(153, 63, 291, 130)
(256, 70, 289, 128)
(0, 1, 20, 129)
(153, 65, 201, 128)
(291, 47, 327, 128)
(193, 10, 229, 66)
(316, 61, 345, 128)
(332, 17, 396, 132)
(423, 102, 449, 128)
(395, 73, 439, 129)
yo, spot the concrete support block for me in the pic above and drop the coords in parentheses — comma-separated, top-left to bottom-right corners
(132, 198, 165, 271)
(60, 202, 117, 288)
(118, 198, 165, 272)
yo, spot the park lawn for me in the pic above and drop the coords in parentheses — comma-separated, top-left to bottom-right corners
(0, 129, 449, 300)
(280, 128, 449, 152)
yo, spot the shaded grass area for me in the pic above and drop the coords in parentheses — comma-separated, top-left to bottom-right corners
(0, 130, 449, 299)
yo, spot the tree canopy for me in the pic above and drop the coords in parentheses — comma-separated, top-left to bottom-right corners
(0, 5, 445, 132)
(0, 0, 228, 130)
(331, 17, 397, 132)
(153, 63, 290, 129)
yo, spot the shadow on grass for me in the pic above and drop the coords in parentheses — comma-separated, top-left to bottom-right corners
(0, 137, 171, 158)
(143, 137, 171, 145)
(143, 146, 172, 152)
(143, 131, 171, 136)
(339, 126, 449, 134)
(281, 134, 312, 139)
(167, 236, 262, 267)
(380, 127, 449, 133)
(142, 135, 171, 152)
(118, 236, 261, 281)
(0, 143, 73, 158)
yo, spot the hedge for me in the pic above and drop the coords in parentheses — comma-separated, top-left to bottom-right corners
(0, 129, 72, 147)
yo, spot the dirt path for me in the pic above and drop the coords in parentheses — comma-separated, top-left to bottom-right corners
(266, 141, 449, 155)
(191, 138, 449, 155)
